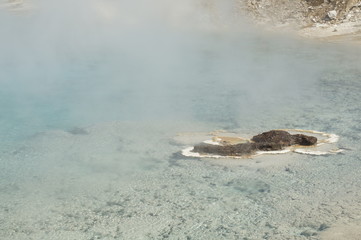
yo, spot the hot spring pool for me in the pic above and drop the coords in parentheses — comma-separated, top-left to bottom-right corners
(1, 1, 361, 239)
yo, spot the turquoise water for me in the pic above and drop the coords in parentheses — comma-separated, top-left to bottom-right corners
(0, 1, 339, 140)
(0, 16, 346, 141)
(1, 37, 359, 141)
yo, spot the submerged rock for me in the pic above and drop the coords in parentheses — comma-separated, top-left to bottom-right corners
(192, 130, 317, 157)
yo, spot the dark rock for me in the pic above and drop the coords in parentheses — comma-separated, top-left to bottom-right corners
(256, 142, 285, 151)
(300, 230, 317, 237)
(252, 130, 294, 146)
(252, 130, 317, 146)
(192, 130, 317, 156)
(193, 143, 257, 156)
(68, 127, 88, 135)
(193, 141, 284, 156)
(318, 223, 330, 231)
(292, 134, 317, 146)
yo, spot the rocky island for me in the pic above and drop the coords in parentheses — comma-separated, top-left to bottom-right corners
(193, 130, 317, 156)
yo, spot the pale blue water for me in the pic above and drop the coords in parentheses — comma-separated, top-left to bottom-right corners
(0, 21, 343, 141)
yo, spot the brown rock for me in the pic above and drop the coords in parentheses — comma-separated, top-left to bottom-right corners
(292, 134, 317, 146)
(252, 130, 317, 146)
(193, 143, 257, 156)
(192, 141, 285, 156)
(192, 130, 317, 156)
(251, 130, 294, 146)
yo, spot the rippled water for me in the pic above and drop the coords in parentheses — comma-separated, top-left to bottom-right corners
(1, 1, 361, 239)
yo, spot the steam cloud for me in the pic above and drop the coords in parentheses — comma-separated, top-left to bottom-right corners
(0, 0, 337, 139)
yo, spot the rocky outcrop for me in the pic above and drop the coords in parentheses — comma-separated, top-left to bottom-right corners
(192, 130, 317, 157)
(291, 134, 318, 146)
(193, 142, 284, 156)
(305, 0, 361, 23)
(242, 0, 361, 27)
(252, 130, 317, 146)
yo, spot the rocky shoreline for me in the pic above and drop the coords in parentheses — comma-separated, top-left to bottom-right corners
(241, 0, 361, 42)
(3, 0, 361, 42)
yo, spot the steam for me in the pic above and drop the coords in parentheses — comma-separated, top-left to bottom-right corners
(0, 0, 347, 139)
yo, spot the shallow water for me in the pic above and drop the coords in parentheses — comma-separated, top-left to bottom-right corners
(1, 1, 361, 239)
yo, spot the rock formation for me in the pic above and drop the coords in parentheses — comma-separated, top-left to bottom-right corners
(242, 0, 361, 26)
(251, 130, 317, 146)
(192, 130, 317, 157)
